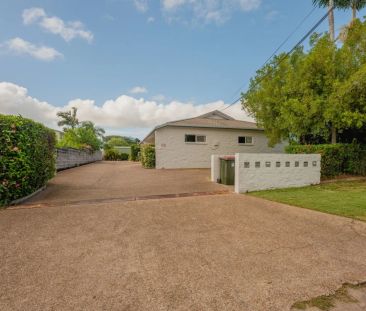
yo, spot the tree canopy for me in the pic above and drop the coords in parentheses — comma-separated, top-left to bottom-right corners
(242, 18, 366, 146)
(56, 108, 105, 151)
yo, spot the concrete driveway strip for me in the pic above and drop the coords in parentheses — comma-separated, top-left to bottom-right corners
(27, 161, 229, 205)
(1, 194, 366, 311)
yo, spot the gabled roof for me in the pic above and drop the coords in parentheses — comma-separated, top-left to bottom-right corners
(142, 110, 261, 144)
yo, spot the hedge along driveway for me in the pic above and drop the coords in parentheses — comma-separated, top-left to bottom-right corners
(26, 161, 229, 206)
(0, 115, 56, 206)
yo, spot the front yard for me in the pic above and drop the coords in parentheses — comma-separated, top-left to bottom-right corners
(250, 180, 366, 222)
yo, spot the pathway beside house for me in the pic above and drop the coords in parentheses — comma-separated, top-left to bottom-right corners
(1, 162, 366, 311)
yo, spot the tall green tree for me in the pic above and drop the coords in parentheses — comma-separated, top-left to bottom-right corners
(56, 107, 79, 130)
(242, 19, 366, 146)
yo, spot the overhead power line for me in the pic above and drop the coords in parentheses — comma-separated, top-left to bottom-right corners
(221, 6, 333, 112)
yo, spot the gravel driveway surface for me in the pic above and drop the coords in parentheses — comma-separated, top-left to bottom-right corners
(1, 162, 366, 310)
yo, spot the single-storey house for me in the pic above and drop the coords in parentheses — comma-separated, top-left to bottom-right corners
(142, 110, 287, 169)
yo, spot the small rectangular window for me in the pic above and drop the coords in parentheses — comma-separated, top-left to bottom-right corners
(185, 134, 196, 142)
(255, 161, 261, 168)
(295, 161, 300, 167)
(312, 161, 317, 167)
(185, 134, 206, 143)
(265, 162, 271, 168)
(304, 162, 309, 167)
(244, 162, 250, 168)
(238, 136, 253, 145)
(285, 161, 290, 167)
(196, 135, 206, 143)
(276, 162, 281, 167)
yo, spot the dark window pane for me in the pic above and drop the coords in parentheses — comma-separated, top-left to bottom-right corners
(238, 136, 245, 144)
(185, 135, 196, 142)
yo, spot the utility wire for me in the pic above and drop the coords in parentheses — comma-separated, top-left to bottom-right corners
(221, 6, 333, 112)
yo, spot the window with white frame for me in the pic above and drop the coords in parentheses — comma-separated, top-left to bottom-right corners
(238, 136, 253, 145)
(185, 134, 206, 143)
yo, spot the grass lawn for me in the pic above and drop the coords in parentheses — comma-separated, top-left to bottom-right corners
(250, 180, 366, 221)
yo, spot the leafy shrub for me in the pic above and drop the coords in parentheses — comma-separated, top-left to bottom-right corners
(0, 115, 56, 206)
(141, 144, 155, 168)
(129, 144, 141, 161)
(286, 143, 366, 178)
(57, 126, 102, 151)
(104, 149, 129, 161)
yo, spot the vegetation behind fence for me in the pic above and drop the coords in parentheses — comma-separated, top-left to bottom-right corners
(286, 143, 366, 178)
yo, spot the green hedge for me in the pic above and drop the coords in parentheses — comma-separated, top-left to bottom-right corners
(0, 115, 56, 206)
(104, 149, 129, 161)
(286, 143, 366, 178)
(141, 144, 155, 168)
(129, 144, 140, 161)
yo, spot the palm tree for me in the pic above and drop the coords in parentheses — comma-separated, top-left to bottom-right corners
(57, 107, 79, 131)
(338, 0, 366, 20)
(80, 121, 105, 139)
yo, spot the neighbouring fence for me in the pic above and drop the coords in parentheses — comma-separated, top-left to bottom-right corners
(211, 153, 321, 193)
(56, 148, 102, 170)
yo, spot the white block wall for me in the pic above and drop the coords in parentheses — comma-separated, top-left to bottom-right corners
(155, 127, 287, 169)
(234, 153, 321, 193)
(211, 155, 225, 182)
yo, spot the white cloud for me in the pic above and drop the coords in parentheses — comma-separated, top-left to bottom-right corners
(129, 86, 148, 94)
(147, 16, 155, 23)
(161, 0, 261, 24)
(22, 7, 93, 43)
(3, 37, 63, 61)
(133, 0, 149, 12)
(0, 82, 253, 138)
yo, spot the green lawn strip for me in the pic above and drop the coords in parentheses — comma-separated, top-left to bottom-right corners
(249, 181, 366, 221)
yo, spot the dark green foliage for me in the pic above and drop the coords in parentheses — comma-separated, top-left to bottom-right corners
(140, 145, 155, 168)
(129, 144, 141, 161)
(104, 149, 129, 161)
(286, 143, 366, 177)
(0, 115, 56, 206)
(104, 135, 140, 146)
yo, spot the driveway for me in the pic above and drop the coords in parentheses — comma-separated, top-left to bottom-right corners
(27, 161, 229, 205)
(1, 162, 366, 311)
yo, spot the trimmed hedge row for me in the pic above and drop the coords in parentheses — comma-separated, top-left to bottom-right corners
(0, 115, 56, 206)
(286, 143, 366, 178)
(104, 149, 129, 161)
(141, 144, 155, 168)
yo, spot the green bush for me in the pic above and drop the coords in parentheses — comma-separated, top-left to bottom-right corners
(141, 144, 155, 168)
(129, 144, 141, 161)
(0, 115, 56, 206)
(286, 143, 366, 178)
(104, 149, 129, 161)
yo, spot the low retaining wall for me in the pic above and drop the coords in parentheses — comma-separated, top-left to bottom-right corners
(211, 153, 321, 193)
(56, 148, 102, 171)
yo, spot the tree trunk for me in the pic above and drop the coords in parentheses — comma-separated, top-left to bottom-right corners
(328, 0, 335, 41)
(352, 4, 357, 20)
(331, 125, 337, 144)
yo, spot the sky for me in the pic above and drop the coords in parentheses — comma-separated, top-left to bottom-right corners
(0, 0, 361, 139)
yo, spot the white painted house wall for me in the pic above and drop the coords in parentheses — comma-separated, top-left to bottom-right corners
(155, 127, 287, 169)
(234, 153, 321, 193)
